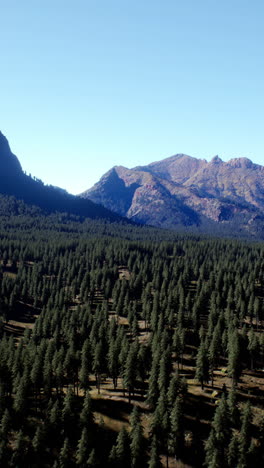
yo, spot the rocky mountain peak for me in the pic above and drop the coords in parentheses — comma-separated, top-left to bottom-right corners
(82, 152, 264, 237)
(210, 155, 223, 164)
(227, 157, 254, 169)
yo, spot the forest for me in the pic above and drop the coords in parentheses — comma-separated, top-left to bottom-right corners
(0, 206, 263, 468)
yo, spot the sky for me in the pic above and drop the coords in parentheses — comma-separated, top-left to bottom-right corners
(1, 0, 264, 194)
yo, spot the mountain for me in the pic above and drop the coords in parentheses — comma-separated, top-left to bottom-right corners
(81, 154, 264, 237)
(0, 132, 126, 223)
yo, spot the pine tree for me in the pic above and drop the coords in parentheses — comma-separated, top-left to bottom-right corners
(130, 406, 145, 468)
(227, 384, 239, 427)
(79, 339, 91, 390)
(92, 341, 104, 394)
(108, 337, 120, 389)
(168, 396, 184, 461)
(238, 402, 252, 467)
(0, 408, 11, 441)
(157, 352, 171, 393)
(167, 372, 182, 407)
(32, 425, 45, 465)
(227, 329, 242, 385)
(115, 426, 131, 467)
(59, 437, 71, 468)
(130, 421, 145, 468)
(204, 429, 221, 468)
(195, 339, 209, 390)
(247, 328, 258, 370)
(212, 393, 230, 450)
(62, 388, 75, 435)
(87, 448, 99, 467)
(148, 434, 162, 468)
(205, 393, 231, 467)
(80, 390, 94, 441)
(146, 354, 160, 409)
(76, 427, 89, 466)
(227, 433, 239, 468)
(123, 342, 138, 403)
(13, 376, 27, 416)
(48, 398, 60, 433)
(108, 445, 118, 467)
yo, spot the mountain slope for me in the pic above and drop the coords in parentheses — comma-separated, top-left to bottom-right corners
(81, 154, 264, 237)
(0, 132, 127, 223)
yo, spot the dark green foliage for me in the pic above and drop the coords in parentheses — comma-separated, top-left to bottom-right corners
(195, 338, 209, 389)
(148, 435, 162, 468)
(130, 407, 145, 468)
(76, 428, 89, 466)
(238, 402, 252, 467)
(205, 393, 232, 467)
(228, 433, 239, 468)
(59, 437, 71, 468)
(123, 341, 139, 403)
(228, 329, 242, 384)
(112, 426, 131, 467)
(0, 204, 262, 468)
(169, 396, 184, 460)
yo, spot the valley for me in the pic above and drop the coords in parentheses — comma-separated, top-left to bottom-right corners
(0, 210, 263, 467)
(0, 133, 264, 467)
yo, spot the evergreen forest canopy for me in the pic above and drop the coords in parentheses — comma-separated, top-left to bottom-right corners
(0, 195, 263, 467)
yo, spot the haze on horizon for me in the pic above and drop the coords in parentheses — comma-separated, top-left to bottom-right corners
(1, 0, 263, 195)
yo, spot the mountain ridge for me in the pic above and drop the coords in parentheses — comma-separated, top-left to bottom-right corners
(2, 130, 264, 238)
(81, 153, 264, 237)
(0, 132, 128, 223)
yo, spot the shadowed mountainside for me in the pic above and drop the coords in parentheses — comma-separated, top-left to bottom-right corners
(0, 131, 127, 223)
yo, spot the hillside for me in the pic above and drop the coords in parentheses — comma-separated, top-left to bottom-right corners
(0, 213, 263, 467)
(82, 154, 264, 238)
(0, 133, 263, 467)
(0, 131, 126, 223)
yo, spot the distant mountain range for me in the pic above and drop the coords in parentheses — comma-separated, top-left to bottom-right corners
(1, 130, 264, 238)
(81, 154, 264, 238)
(0, 131, 125, 223)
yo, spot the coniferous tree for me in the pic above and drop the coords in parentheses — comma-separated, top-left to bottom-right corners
(115, 426, 131, 467)
(228, 384, 239, 427)
(227, 329, 242, 385)
(227, 433, 239, 468)
(146, 353, 160, 409)
(123, 342, 138, 403)
(130, 408, 145, 468)
(0, 408, 11, 441)
(247, 328, 258, 370)
(169, 396, 184, 461)
(32, 425, 45, 465)
(195, 339, 209, 390)
(76, 427, 89, 467)
(80, 390, 94, 443)
(148, 434, 162, 468)
(204, 429, 221, 468)
(238, 402, 252, 468)
(87, 448, 99, 467)
(92, 341, 104, 394)
(59, 437, 71, 468)
(62, 388, 75, 436)
(79, 338, 91, 390)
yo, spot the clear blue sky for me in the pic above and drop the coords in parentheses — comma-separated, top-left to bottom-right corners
(1, 0, 264, 194)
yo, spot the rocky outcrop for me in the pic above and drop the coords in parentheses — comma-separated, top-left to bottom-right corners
(81, 154, 264, 237)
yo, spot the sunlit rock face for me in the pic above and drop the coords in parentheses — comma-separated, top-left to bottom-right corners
(82, 153, 264, 237)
